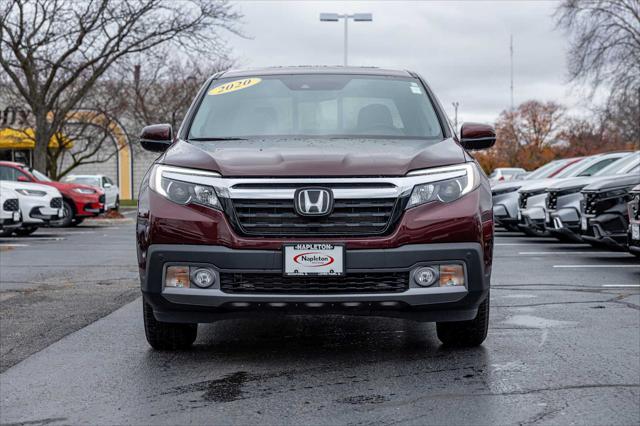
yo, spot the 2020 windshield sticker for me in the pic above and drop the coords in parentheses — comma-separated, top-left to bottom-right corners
(208, 78, 262, 95)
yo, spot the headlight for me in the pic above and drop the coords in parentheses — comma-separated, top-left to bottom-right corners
(406, 163, 478, 209)
(73, 188, 96, 194)
(600, 188, 630, 199)
(150, 165, 221, 209)
(15, 189, 47, 197)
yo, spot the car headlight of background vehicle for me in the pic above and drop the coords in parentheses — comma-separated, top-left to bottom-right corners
(15, 188, 47, 197)
(73, 188, 97, 194)
(406, 163, 479, 209)
(150, 165, 221, 210)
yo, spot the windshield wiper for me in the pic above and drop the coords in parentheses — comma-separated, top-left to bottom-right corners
(188, 137, 247, 141)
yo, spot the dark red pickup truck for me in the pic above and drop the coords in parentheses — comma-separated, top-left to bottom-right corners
(136, 67, 495, 350)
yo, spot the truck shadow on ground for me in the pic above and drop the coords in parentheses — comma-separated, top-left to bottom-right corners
(141, 316, 490, 406)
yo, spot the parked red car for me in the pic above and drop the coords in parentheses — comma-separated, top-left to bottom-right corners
(0, 161, 105, 226)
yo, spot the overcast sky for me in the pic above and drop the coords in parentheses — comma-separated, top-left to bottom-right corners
(226, 0, 589, 125)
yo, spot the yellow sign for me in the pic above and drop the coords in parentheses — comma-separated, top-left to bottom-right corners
(208, 78, 262, 95)
(0, 128, 72, 149)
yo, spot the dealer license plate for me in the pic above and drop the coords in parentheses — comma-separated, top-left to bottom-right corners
(581, 216, 588, 231)
(632, 224, 640, 241)
(12, 212, 20, 221)
(284, 243, 344, 276)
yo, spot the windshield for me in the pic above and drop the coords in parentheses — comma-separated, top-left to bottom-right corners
(595, 152, 640, 176)
(526, 160, 567, 180)
(29, 168, 52, 182)
(556, 158, 589, 178)
(188, 74, 444, 140)
(64, 176, 101, 186)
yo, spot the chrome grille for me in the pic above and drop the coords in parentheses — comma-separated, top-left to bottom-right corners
(220, 272, 410, 294)
(3, 198, 19, 212)
(49, 197, 62, 208)
(229, 198, 398, 236)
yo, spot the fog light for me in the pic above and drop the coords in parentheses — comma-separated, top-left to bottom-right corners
(413, 266, 439, 287)
(165, 266, 190, 288)
(439, 264, 465, 287)
(191, 268, 216, 288)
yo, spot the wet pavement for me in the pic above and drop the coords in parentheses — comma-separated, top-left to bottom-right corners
(0, 228, 639, 425)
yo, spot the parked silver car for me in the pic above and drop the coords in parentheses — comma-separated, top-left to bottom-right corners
(546, 152, 640, 242)
(516, 152, 630, 236)
(492, 158, 582, 231)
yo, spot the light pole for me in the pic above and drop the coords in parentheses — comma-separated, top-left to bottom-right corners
(452, 102, 459, 131)
(319, 13, 372, 66)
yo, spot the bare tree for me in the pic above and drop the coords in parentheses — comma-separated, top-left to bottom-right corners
(0, 0, 241, 174)
(556, 0, 640, 99)
(127, 54, 234, 131)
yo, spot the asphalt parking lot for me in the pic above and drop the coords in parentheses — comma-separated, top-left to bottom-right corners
(1, 223, 639, 425)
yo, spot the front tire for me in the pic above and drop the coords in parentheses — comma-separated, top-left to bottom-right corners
(143, 301, 197, 350)
(50, 200, 74, 227)
(436, 294, 490, 347)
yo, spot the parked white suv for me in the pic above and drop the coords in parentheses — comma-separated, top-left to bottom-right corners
(63, 174, 120, 210)
(0, 181, 64, 236)
(0, 186, 22, 234)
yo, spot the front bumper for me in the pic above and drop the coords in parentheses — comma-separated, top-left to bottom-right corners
(547, 208, 582, 242)
(20, 200, 62, 224)
(581, 213, 628, 249)
(142, 242, 489, 323)
(0, 210, 22, 230)
(71, 193, 105, 217)
(518, 207, 547, 232)
(627, 222, 640, 255)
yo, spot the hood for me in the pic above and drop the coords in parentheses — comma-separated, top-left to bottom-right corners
(160, 138, 467, 177)
(44, 181, 103, 195)
(516, 178, 561, 193)
(583, 174, 640, 192)
(0, 180, 62, 197)
(546, 175, 617, 192)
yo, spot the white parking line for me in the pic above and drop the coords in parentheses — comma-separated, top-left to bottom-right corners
(496, 243, 546, 246)
(602, 284, 640, 288)
(0, 237, 64, 241)
(53, 231, 96, 234)
(553, 265, 640, 268)
(519, 251, 621, 255)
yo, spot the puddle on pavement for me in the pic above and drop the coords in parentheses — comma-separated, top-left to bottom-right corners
(504, 315, 576, 329)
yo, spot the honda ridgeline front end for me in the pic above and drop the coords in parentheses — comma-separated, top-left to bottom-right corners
(136, 67, 496, 350)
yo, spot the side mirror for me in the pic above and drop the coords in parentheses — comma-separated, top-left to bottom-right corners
(459, 123, 496, 150)
(103, 182, 112, 188)
(139, 124, 173, 152)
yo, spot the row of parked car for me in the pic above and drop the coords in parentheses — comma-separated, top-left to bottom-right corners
(0, 160, 120, 236)
(491, 151, 640, 257)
